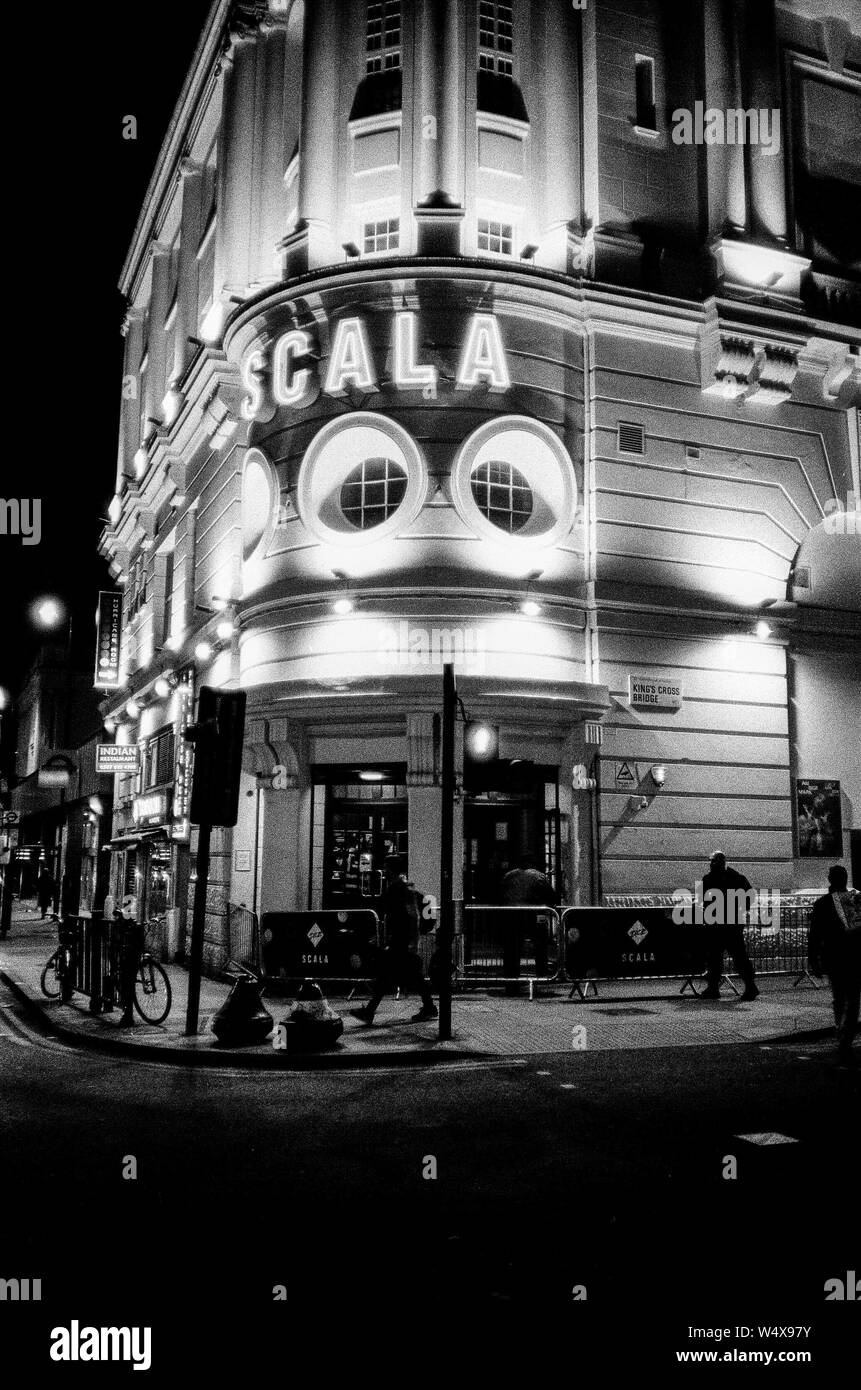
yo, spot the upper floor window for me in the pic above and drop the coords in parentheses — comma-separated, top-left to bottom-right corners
(477, 217, 514, 256)
(143, 726, 176, 790)
(479, 2, 513, 76)
(634, 55, 656, 132)
(367, 1, 401, 73)
(363, 216, 400, 254)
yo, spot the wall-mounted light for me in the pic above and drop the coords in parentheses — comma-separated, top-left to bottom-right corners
(342, 242, 361, 259)
(216, 618, 237, 642)
(194, 641, 213, 663)
(357, 770, 385, 783)
(125, 700, 141, 719)
(464, 721, 499, 762)
(154, 676, 173, 699)
(754, 620, 772, 641)
(518, 569, 544, 617)
(651, 765, 667, 787)
(211, 595, 230, 612)
(88, 796, 105, 817)
(331, 570, 355, 615)
(104, 718, 117, 736)
(520, 243, 539, 261)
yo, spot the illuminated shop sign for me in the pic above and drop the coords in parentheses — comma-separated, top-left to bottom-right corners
(133, 791, 170, 826)
(171, 665, 195, 842)
(94, 591, 123, 689)
(96, 744, 141, 775)
(241, 311, 511, 420)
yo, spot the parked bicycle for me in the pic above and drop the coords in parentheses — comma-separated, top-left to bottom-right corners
(40, 916, 172, 1025)
(134, 917, 173, 1025)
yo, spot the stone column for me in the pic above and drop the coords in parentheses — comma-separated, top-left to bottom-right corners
(415, 0, 465, 255)
(143, 245, 172, 436)
(438, 0, 461, 203)
(254, 20, 289, 287)
(541, 0, 581, 269)
(292, 0, 339, 271)
(214, 29, 258, 305)
(118, 308, 145, 492)
(417, 0, 441, 203)
(739, 0, 787, 243)
(173, 159, 204, 384)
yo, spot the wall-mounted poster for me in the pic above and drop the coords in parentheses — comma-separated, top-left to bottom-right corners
(796, 779, 842, 856)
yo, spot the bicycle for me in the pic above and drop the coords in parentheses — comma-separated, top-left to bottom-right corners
(40, 928, 75, 1001)
(131, 917, 173, 1025)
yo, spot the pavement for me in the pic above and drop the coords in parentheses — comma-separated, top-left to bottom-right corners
(0, 898, 843, 1068)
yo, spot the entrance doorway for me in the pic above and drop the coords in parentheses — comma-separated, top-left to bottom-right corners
(464, 762, 560, 904)
(314, 766, 408, 911)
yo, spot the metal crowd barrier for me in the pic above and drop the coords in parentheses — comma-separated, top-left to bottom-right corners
(561, 900, 817, 998)
(227, 902, 262, 973)
(458, 906, 562, 992)
(260, 909, 382, 997)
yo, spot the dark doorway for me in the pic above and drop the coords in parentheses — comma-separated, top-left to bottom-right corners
(851, 830, 861, 891)
(463, 761, 559, 904)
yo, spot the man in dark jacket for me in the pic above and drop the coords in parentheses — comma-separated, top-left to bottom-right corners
(500, 854, 555, 989)
(699, 851, 759, 1001)
(809, 865, 860, 1065)
(350, 857, 438, 1025)
(37, 867, 56, 920)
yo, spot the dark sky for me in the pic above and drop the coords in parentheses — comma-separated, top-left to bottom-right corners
(0, 2, 214, 715)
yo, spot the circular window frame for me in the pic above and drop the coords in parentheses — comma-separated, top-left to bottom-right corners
(296, 412, 428, 549)
(241, 446, 279, 564)
(451, 417, 578, 548)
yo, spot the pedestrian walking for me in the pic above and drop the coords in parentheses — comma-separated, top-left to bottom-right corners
(37, 867, 56, 921)
(698, 851, 759, 1001)
(500, 854, 555, 992)
(809, 865, 860, 1066)
(350, 857, 438, 1025)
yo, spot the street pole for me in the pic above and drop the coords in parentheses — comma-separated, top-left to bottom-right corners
(185, 821, 211, 1035)
(438, 662, 456, 1041)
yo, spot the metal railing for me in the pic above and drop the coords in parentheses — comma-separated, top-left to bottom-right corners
(227, 903, 262, 974)
(457, 906, 562, 988)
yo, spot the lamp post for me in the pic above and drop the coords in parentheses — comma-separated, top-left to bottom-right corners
(0, 686, 12, 938)
(438, 664, 456, 1041)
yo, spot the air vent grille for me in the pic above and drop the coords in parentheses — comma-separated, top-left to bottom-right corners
(618, 422, 645, 456)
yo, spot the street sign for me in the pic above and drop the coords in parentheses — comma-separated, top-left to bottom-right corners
(94, 590, 123, 689)
(96, 744, 140, 775)
(614, 760, 637, 787)
(0, 810, 19, 827)
(628, 673, 684, 710)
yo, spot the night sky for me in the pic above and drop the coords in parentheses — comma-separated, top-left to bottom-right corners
(0, 2, 214, 716)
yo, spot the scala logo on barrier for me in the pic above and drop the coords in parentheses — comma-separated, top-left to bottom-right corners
(241, 311, 511, 420)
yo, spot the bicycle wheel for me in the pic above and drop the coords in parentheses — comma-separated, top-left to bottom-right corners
(133, 955, 172, 1024)
(40, 952, 61, 999)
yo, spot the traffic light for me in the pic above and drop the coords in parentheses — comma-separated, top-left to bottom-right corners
(184, 686, 247, 827)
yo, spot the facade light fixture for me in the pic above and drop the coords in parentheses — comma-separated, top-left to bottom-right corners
(754, 620, 772, 641)
(520, 598, 542, 617)
(211, 596, 230, 612)
(104, 718, 117, 735)
(154, 676, 173, 699)
(358, 771, 385, 782)
(464, 721, 499, 762)
(125, 700, 141, 719)
(333, 597, 355, 616)
(194, 641, 213, 663)
(216, 619, 237, 642)
(651, 765, 667, 787)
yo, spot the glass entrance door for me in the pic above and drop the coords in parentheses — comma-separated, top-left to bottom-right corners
(323, 803, 407, 910)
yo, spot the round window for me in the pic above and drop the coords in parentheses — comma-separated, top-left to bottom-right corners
(296, 414, 428, 549)
(470, 460, 534, 534)
(340, 457, 408, 531)
(451, 417, 578, 549)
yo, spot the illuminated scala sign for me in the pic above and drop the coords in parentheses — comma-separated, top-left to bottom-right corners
(241, 311, 511, 421)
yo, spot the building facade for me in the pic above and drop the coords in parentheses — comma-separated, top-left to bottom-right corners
(99, 0, 861, 970)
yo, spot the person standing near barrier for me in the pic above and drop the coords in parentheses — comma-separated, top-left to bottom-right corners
(809, 865, 860, 1066)
(500, 855, 555, 994)
(37, 866, 56, 921)
(698, 851, 759, 1001)
(350, 857, 438, 1025)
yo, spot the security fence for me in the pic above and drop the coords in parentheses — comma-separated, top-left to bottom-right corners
(457, 906, 562, 987)
(227, 903, 262, 973)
